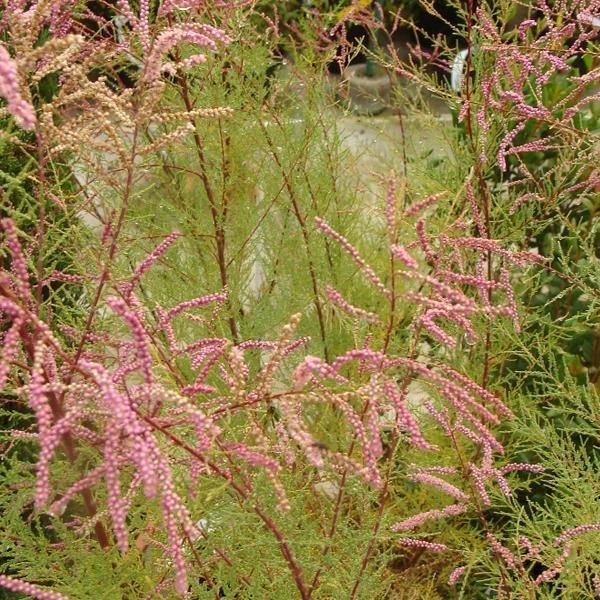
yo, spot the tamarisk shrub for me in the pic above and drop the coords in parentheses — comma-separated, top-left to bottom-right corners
(0, 157, 539, 597)
(386, 0, 600, 596)
(5, 166, 597, 598)
(0, 171, 569, 598)
(2, 0, 600, 598)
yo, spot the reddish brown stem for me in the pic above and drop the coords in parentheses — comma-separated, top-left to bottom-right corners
(258, 117, 330, 362)
(175, 61, 239, 342)
(136, 410, 310, 600)
(71, 125, 141, 369)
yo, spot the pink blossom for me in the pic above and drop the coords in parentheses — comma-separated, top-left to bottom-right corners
(391, 503, 468, 532)
(167, 291, 227, 319)
(553, 523, 600, 547)
(125, 232, 181, 296)
(315, 217, 388, 295)
(421, 307, 478, 347)
(498, 122, 526, 171)
(507, 139, 551, 156)
(2, 218, 33, 305)
(391, 244, 418, 269)
(48, 464, 107, 516)
(0, 575, 68, 600)
(534, 542, 573, 586)
(518, 19, 537, 41)
(509, 193, 541, 215)
(501, 463, 544, 474)
(229, 443, 279, 471)
(143, 24, 232, 82)
(448, 565, 467, 585)
(470, 465, 491, 505)
(518, 536, 541, 558)
(415, 219, 436, 265)
(29, 343, 56, 508)
(411, 465, 458, 475)
(465, 180, 487, 238)
(476, 8, 501, 42)
(500, 269, 520, 332)
(487, 533, 520, 570)
(325, 286, 382, 323)
(82, 361, 159, 500)
(458, 100, 470, 123)
(438, 365, 513, 419)
(107, 297, 153, 384)
(409, 472, 469, 501)
(420, 309, 459, 347)
(397, 538, 448, 552)
(381, 379, 431, 449)
(0, 44, 36, 129)
(0, 317, 23, 390)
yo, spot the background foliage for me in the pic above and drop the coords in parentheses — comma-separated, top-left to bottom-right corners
(1, 0, 600, 599)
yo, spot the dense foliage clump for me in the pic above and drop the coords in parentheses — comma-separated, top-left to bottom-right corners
(1, 1, 600, 598)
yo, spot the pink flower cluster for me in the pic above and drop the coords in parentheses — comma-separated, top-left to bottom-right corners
(0, 44, 36, 129)
(143, 23, 232, 81)
(0, 575, 68, 600)
(471, 4, 600, 187)
(315, 217, 389, 295)
(396, 537, 448, 552)
(311, 177, 549, 562)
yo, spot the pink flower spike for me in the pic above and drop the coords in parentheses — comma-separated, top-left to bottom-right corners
(553, 524, 600, 547)
(507, 139, 551, 157)
(421, 309, 457, 347)
(382, 380, 431, 449)
(403, 192, 445, 218)
(167, 291, 227, 319)
(465, 180, 487, 237)
(397, 538, 448, 552)
(448, 566, 467, 585)
(0, 318, 24, 390)
(315, 217, 389, 295)
(501, 463, 544, 474)
(282, 336, 310, 357)
(415, 219, 436, 265)
(29, 343, 56, 509)
(181, 381, 216, 396)
(470, 465, 491, 506)
(500, 269, 520, 332)
(0, 575, 68, 600)
(106, 297, 153, 384)
(229, 444, 279, 471)
(2, 218, 33, 304)
(126, 232, 181, 294)
(534, 542, 573, 586)
(391, 503, 468, 532)
(411, 465, 458, 475)
(49, 464, 106, 516)
(143, 25, 232, 82)
(487, 533, 520, 569)
(325, 286, 382, 324)
(0, 45, 36, 129)
(518, 536, 541, 558)
(458, 100, 470, 123)
(391, 244, 418, 269)
(409, 472, 469, 501)
(518, 19, 536, 40)
(498, 122, 526, 171)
